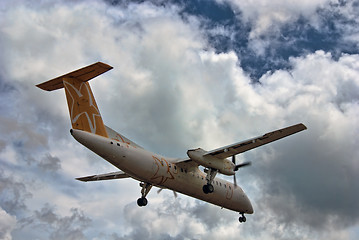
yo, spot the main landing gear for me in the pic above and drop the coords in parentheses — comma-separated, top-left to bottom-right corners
(238, 212, 246, 223)
(137, 182, 152, 207)
(203, 168, 218, 194)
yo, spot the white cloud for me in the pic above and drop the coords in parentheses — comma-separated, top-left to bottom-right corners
(0, 0, 359, 239)
(221, 0, 332, 36)
(217, 0, 359, 56)
(0, 208, 16, 240)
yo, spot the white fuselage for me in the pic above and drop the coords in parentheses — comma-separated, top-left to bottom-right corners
(71, 129, 253, 214)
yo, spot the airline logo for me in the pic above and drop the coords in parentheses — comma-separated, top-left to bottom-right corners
(151, 156, 175, 184)
(63, 78, 108, 137)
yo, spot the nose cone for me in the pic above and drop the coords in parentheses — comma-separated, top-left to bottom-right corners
(243, 194, 254, 214)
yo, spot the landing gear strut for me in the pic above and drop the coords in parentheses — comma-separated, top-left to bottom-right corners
(238, 212, 246, 223)
(203, 168, 218, 194)
(137, 182, 152, 207)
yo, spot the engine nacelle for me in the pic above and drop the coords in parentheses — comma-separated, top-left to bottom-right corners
(187, 148, 235, 175)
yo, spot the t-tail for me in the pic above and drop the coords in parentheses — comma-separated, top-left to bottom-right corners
(37, 62, 113, 138)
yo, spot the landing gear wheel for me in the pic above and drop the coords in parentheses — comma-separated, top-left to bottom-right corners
(238, 213, 246, 223)
(137, 182, 152, 207)
(137, 197, 148, 207)
(202, 184, 214, 194)
(238, 216, 247, 223)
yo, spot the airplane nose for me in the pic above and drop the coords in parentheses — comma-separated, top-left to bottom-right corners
(243, 194, 254, 214)
(247, 198, 254, 214)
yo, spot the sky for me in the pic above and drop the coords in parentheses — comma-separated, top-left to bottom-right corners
(0, 0, 359, 239)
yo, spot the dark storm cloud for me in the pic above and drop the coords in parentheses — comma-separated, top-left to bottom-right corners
(240, 52, 359, 232)
(19, 204, 91, 240)
(0, 79, 17, 95)
(253, 138, 359, 228)
(37, 154, 62, 172)
(0, 169, 32, 215)
(0, 116, 56, 171)
(0, 118, 47, 150)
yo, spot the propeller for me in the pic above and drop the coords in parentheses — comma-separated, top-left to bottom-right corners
(157, 188, 178, 198)
(234, 161, 252, 171)
(232, 155, 251, 187)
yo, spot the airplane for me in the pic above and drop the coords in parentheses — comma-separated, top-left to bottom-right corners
(37, 62, 307, 223)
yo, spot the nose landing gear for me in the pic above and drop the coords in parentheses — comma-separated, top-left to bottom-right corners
(137, 197, 148, 207)
(238, 212, 246, 223)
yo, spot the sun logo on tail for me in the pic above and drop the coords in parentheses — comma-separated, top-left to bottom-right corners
(63, 78, 108, 137)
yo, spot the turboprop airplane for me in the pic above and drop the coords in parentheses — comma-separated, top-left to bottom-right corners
(37, 62, 307, 223)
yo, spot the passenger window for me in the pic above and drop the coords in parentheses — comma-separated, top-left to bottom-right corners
(181, 168, 183, 172)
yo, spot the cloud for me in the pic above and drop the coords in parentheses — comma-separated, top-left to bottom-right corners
(0, 208, 16, 240)
(113, 198, 242, 240)
(208, 0, 359, 80)
(0, 0, 359, 239)
(221, 0, 332, 37)
(0, 170, 32, 215)
(37, 154, 61, 172)
(253, 51, 359, 228)
(19, 204, 91, 240)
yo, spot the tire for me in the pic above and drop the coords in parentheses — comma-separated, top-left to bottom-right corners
(203, 185, 209, 194)
(207, 184, 214, 193)
(137, 198, 143, 206)
(142, 197, 148, 206)
(203, 184, 214, 194)
(137, 197, 148, 207)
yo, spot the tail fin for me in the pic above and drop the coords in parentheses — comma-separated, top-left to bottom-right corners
(37, 62, 112, 138)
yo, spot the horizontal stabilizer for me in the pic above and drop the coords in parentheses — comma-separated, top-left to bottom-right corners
(76, 170, 129, 182)
(37, 62, 113, 91)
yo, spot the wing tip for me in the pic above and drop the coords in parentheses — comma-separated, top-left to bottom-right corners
(298, 123, 307, 130)
(75, 176, 95, 182)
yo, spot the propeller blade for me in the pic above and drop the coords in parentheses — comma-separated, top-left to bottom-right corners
(158, 188, 177, 198)
(234, 161, 252, 171)
(232, 156, 250, 187)
(234, 173, 237, 187)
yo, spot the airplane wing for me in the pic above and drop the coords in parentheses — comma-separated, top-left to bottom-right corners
(204, 123, 307, 159)
(76, 170, 130, 182)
